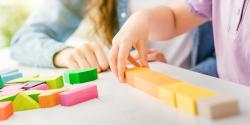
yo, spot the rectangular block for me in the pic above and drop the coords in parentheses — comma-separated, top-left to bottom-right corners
(0, 77, 3, 89)
(0, 89, 24, 97)
(38, 88, 68, 108)
(1, 71, 23, 83)
(30, 75, 64, 89)
(159, 83, 194, 107)
(59, 85, 98, 106)
(64, 68, 98, 84)
(175, 86, 217, 115)
(31, 84, 49, 90)
(125, 67, 149, 86)
(22, 81, 45, 90)
(197, 95, 239, 119)
(7, 74, 40, 84)
(0, 68, 19, 75)
(0, 101, 13, 121)
(1, 84, 25, 91)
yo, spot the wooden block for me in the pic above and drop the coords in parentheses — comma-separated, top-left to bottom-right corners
(64, 68, 98, 84)
(59, 85, 98, 106)
(30, 75, 64, 89)
(159, 82, 194, 107)
(0, 69, 18, 75)
(0, 95, 16, 102)
(197, 95, 239, 119)
(23, 90, 43, 102)
(175, 86, 217, 115)
(125, 67, 149, 86)
(22, 81, 45, 90)
(31, 84, 49, 90)
(0, 89, 24, 97)
(38, 88, 68, 108)
(7, 74, 40, 84)
(13, 92, 40, 111)
(1, 84, 24, 91)
(0, 77, 3, 89)
(0, 101, 13, 121)
(130, 68, 181, 98)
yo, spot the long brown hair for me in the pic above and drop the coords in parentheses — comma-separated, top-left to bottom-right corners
(85, 0, 119, 48)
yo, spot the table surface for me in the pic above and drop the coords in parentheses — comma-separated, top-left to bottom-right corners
(1, 48, 250, 125)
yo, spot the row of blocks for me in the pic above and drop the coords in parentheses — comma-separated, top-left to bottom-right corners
(0, 84, 98, 121)
(125, 67, 239, 120)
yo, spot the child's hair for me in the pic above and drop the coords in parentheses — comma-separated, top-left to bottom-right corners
(85, 0, 119, 48)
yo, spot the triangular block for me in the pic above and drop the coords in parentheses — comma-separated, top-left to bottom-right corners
(23, 90, 43, 102)
(13, 92, 40, 111)
(0, 95, 16, 102)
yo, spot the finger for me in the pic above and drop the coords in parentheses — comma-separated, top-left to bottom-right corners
(147, 52, 167, 63)
(91, 43, 109, 71)
(108, 44, 119, 78)
(128, 54, 140, 67)
(137, 41, 149, 67)
(72, 50, 91, 69)
(81, 46, 101, 72)
(117, 44, 130, 82)
(67, 55, 80, 69)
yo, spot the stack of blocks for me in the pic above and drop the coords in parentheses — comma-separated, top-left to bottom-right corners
(125, 67, 239, 119)
(0, 67, 99, 121)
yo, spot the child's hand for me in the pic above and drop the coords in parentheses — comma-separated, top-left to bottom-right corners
(131, 49, 167, 63)
(108, 11, 150, 82)
(54, 42, 109, 72)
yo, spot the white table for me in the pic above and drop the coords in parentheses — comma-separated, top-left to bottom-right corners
(1, 48, 250, 125)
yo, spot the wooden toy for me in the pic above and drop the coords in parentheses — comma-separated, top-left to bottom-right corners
(31, 84, 49, 90)
(13, 92, 40, 111)
(38, 88, 68, 108)
(30, 75, 64, 89)
(59, 85, 98, 106)
(0, 101, 13, 121)
(125, 67, 150, 86)
(24, 90, 43, 102)
(0, 89, 24, 97)
(7, 74, 40, 84)
(22, 81, 45, 90)
(1, 84, 25, 91)
(1, 71, 23, 83)
(0, 95, 16, 102)
(64, 68, 98, 84)
(197, 95, 239, 119)
(175, 86, 217, 115)
(159, 82, 194, 107)
(0, 77, 3, 89)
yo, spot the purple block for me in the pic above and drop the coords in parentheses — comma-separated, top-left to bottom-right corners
(22, 81, 45, 90)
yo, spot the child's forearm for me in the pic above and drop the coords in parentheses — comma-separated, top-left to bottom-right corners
(144, 2, 208, 41)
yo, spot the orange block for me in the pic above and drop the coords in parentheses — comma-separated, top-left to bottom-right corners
(38, 88, 68, 108)
(0, 101, 13, 121)
(129, 68, 181, 98)
(125, 67, 149, 86)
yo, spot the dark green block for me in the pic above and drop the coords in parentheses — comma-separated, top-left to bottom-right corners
(64, 68, 98, 84)
(0, 76, 3, 89)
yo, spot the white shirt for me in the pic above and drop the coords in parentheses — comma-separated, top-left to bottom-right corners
(128, 0, 193, 69)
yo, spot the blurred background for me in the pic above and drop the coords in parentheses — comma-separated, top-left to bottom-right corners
(0, 0, 42, 48)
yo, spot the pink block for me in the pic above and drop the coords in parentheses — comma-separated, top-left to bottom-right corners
(0, 89, 23, 96)
(1, 84, 25, 91)
(59, 85, 98, 106)
(31, 84, 49, 90)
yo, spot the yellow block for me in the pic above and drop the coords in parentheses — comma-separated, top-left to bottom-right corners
(132, 69, 181, 98)
(125, 67, 149, 86)
(159, 82, 194, 107)
(175, 86, 217, 115)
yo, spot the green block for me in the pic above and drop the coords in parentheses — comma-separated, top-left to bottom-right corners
(64, 68, 98, 84)
(0, 77, 4, 89)
(30, 75, 64, 89)
(13, 92, 40, 111)
(0, 95, 16, 102)
(23, 90, 43, 102)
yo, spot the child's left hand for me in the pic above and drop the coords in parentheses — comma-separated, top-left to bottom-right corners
(131, 49, 167, 63)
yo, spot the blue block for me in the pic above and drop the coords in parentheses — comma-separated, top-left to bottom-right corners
(22, 81, 45, 90)
(1, 71, 23, 83)
(0, 68, 19, 75)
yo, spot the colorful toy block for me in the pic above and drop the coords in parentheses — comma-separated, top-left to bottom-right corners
(159, 82, 194, 107)
(59, 85, 98, 106)
(30, 75, 64, 89)
(125, 67, 150, 86)
(38, 88, 68, 108)
(197, 95, 239, 119)
(31, 84, 49, 90)
(1, 84, 25, 91)
(64, 68, 98, 84)
(0, 95, 16, 102)
(0, 101, 13, 121)
(0, 89, 24, 97)
(0, 77, 3, 89)
(22, 81, 45, 90)
(23, 90, 43, 102)
(175, 86, 217, 115)
(13, 92, 40, 111)
(8, 74, 40, 84)
(1, 71, 23, 83)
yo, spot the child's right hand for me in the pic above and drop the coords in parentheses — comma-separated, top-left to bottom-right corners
(108, 11, 150, 82)
(54, 42, 109, 72)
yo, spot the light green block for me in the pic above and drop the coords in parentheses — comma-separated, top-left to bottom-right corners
(64, 68, 98, 84)
(0, 95, 16, 102)
(30, 75, 64, 89)
(23, 90, 43, 102)
(13, 92, 40, 111)
(7, 74, 40, 84)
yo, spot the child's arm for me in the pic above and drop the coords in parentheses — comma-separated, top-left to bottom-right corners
(108, 2, 208, 82)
